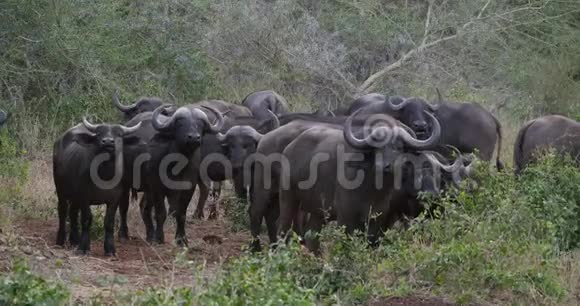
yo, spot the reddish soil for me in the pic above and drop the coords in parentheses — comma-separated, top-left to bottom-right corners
(1, 214, 250, 300)
(368, 296, 458, 306)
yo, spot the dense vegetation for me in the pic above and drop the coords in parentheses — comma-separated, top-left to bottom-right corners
(0, 0, 579, 305)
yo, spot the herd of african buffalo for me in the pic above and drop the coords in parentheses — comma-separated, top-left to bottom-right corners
(0, 90, 578, 255)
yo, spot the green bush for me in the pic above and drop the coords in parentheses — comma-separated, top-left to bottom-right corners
(0, 259, 70, 306)
(517, 153, 580, 250)
(376, 155, 577, 304)
(222, 195, 250, 233)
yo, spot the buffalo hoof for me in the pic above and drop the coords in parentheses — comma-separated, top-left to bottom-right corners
(104, 251, 116, 257)
(118, 230, 129, 240)
(192, 211, 204, 220)
(75, 248, 90, 256)
(176, 237, 188, 248)
(208, 210, 218, 220)
(249, 240, 262, 253)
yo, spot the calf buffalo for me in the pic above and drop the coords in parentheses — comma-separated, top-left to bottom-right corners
(53, 118, 141, 255)
(514, 114, 580, 174)
(349, 93, 504, 169)
(242, 90, 289, 120)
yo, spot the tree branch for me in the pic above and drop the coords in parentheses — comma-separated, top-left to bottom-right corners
(422, 0, 433, 45)
(355, 0, 557, 96)
(356, 33, 458, 95)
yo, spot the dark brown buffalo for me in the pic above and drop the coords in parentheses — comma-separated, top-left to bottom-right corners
(348, 94, 504, 169)
(514, 114, 580, 174)
(278, 110, 469, 251)
(121, 104, 224, 245)
(241, 90, 289, 120)
(53, 118, 142, 255)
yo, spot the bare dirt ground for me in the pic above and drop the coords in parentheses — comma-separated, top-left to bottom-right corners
(0, 202, 250, 301)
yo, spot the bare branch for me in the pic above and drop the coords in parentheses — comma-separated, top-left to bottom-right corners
(477, 0, 493, 19)
(422, 0, 433, 45)
(356, 33, 458, 95)
(355, 0, 566, 95)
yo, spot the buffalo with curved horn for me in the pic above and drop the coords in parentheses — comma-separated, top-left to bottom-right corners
(349, 93, 503, 170)
(113, 91, 165, 121)
(277, 109, 471, 251)
(192, 110, 280, 220)
(120, 104, 223, 246)
(53, 117, 141, 256)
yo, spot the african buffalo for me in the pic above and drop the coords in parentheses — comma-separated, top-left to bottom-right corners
(53, 118, 142, 255)
(187, 100, 260, 219)
(113, 93, 164, 121)
(121, 104, 224, 245)
(348, 93, 504, 169)
(241, 90, 289, 120)
(247, 111, 428, 251)
(278, 110, 470, 251)
(514, 114, 580, 174)
(192, 110, 280, 220)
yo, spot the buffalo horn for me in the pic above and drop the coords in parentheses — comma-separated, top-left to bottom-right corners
(344, 108, 392, 149)
(152, 104, 179, 132)
(396, 111, 440, 149)
(82, 117, 100, 133)
(113, 91, 138, 112)
(267, 110, 280, 129)
(216, 132, 227, 142)
(386, 96, 411, 110)
(423, 152, 463, 173)
(199, 106, 224, 133)
(120, 122, 142, 134)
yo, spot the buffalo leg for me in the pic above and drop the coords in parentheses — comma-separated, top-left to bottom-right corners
(193, 181, 209, 220)
(78, 204, 92, 255)
(233, 173, 247, 200)
(249, 190, 275, 252)
(56, 198, 68, 246)
(278, 189, 299, 244)
(69, 205, 80, 246)
(170, 189, 194, 246)
(265, 198, 280, 245)
(118, 189, 130, 240)
(152, 193, 166, 244)
(303, 213, 324, 254)
(139, 195, 155, 242)
(103, 202, 118, 256)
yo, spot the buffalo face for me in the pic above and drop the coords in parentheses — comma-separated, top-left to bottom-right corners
(385, 97, 439, 139)
(217, 126, 263, 169)
(152, 105, 224, 151)
(81, 118, 142, 153)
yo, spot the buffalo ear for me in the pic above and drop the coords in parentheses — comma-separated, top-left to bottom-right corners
(72, 133, 97, 146)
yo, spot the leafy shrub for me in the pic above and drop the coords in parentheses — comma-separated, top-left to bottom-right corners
(517, 153, 580, 250)
(0, 259, 70, 306)
(377, 155, 577, 304)
(222, 195, 250, 233)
